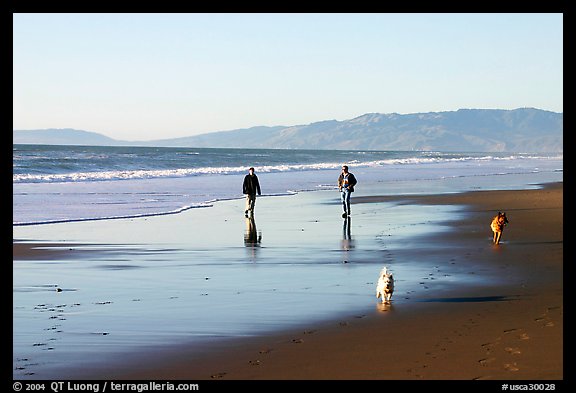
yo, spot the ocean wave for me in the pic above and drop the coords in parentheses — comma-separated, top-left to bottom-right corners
(12, 202, 214, 226)
(12, 191, 304, 226)
(12, 153, 563, 184)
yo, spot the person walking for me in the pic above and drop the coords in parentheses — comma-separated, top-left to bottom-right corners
(243, 167, 261, 217)
(338, 165, 357, 218)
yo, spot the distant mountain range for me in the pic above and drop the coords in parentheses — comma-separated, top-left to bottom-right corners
(13, 108, 563, 152)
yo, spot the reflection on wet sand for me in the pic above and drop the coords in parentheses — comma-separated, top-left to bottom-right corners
(376, 302, 394, 313)
(341, 216, 354, 263)
(244, 215, 262, 258)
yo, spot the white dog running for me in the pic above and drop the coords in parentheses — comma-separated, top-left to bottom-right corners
(376, 266, 394, 304)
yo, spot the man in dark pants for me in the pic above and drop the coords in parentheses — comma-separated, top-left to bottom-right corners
(337, 165, 357, 218)
(243, 167, 261, 217)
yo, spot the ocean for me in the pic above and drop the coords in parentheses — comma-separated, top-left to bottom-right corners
(13, 144, 563, 225)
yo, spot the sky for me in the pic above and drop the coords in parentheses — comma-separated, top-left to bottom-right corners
(13, 13, 563, 141)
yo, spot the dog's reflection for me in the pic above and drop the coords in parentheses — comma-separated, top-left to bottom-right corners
(376, 302, 394, 313)
(244, 215, 262, 257)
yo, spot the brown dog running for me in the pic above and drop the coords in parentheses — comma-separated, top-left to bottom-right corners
(490, 212, 509, 245)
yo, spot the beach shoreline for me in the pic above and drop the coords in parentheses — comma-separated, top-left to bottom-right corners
(14, 182, 562, 381)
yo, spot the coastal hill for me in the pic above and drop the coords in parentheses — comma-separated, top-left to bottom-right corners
(13, 128, 118, 146)
(13, 108, 563, 152)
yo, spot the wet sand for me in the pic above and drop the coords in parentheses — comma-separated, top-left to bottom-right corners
(107, 183, 563, 381)
(13, 183, 563, 381)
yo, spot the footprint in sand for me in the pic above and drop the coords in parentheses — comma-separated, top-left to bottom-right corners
(248, 360, 261, 366)
(259, 348, 272, 354)
(292, 338, 304, 344)
(211, 372, 227, 379)
(479, 357, 496, 366)
(535, 316, 555, 327)
(504, 362, 519, 372)
(480, 343, 494, 351)
(481, 340, 500, 354)
(504, 347, 522, 355)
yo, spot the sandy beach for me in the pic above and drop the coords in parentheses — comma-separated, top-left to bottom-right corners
(13, 182, 563, 381)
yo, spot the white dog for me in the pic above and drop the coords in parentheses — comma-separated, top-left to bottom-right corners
(376, 267, 394, 304)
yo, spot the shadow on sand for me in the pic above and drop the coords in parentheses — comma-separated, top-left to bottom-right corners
(417, 295, 519, 303)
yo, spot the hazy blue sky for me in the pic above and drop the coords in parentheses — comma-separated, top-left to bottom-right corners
(13, 13, 563, 141)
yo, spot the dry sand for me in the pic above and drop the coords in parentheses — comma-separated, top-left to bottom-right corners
(103, 182, 563, 381)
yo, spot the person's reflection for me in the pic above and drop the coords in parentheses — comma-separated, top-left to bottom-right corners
(341, 216, 354, 263)
(244, 215, 262, 258)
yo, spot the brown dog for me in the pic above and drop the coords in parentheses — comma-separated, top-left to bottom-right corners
(490, 212, 509, 245)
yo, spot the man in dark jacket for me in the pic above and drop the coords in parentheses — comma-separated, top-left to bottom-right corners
(337, 165, 357, 218)
(243, 167, 261, 217)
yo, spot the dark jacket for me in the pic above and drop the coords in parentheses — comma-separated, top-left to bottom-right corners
(338, 172, 357, 192)
(243, 174, 261, 195)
